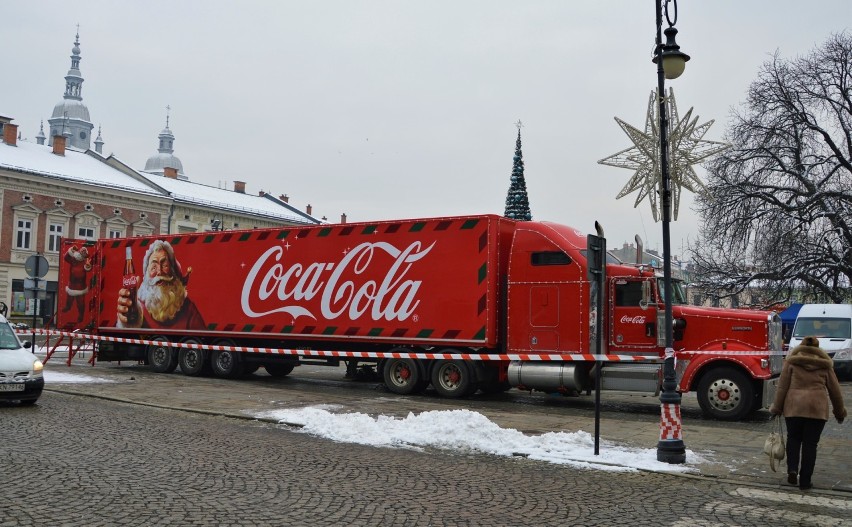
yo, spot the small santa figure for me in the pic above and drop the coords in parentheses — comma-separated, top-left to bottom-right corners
(63, 245, 92, 322)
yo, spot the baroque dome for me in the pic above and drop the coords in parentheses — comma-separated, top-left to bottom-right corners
(51, 99, 90, 121)
(144, 153, 185, 174)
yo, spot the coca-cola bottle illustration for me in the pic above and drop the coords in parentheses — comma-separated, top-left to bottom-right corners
(122, 247, 140, 325)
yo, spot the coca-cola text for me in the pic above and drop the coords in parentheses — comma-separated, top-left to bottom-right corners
(241, 241, 435, 322)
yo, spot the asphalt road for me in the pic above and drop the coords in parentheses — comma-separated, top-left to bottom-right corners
(1, 355, 850, 526)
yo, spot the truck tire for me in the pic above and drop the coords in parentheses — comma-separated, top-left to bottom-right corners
(431, 359, 473, 398)
(178, 339, 209, 377)
(211, 347, 242, 379)
(148, 337, 178, 373)
(383, 357, 427, 395)
(696, 367, 755, 421)
(265, 363, 296, 377)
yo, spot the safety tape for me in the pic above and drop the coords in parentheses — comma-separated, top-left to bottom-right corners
(16, 328, 779, 362)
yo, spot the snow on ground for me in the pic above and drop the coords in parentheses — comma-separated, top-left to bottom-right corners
(37, 346, 115, 384)
(252, 406, 708, 473)
(43, 369, 116, 384)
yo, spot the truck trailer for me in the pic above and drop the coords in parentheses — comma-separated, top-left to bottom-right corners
(55, 214, 784, 420)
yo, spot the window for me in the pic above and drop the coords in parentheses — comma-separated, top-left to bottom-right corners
(108, 230, 123, 239)
(48, 222, 64, 252)
(531, 251, 571, 266)
(16, 219, 33, 250)
(75, 212, 103, 241)
(615, 280, 646, 307)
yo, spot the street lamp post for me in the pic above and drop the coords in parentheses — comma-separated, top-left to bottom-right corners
(653, 0, 689, 464)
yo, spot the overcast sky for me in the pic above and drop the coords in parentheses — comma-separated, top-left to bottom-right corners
(3, 1, 850, 254)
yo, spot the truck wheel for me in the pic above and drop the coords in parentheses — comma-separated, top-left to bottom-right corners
(383, 357, 427, 395)
(696, 367, 755, 421)
(148, 337, 178, 373)
(211, 339, 242, 378)
(211, 349, 242, 379)
(178, 338, 208, 377)
(265, 363, 295, 377)
(431, 359, 473, 398)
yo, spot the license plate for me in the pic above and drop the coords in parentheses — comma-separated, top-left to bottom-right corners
(0, 383, 25, 392)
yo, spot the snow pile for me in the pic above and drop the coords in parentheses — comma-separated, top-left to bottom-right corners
(253, 406, 707, 473)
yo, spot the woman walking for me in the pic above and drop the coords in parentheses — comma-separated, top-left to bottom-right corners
(770, 336, 846, 490)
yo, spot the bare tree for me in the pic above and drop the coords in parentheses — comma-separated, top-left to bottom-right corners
(690, 33, 852, 305)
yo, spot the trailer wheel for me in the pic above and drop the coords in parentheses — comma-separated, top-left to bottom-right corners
(211, 349, 241, 379)
(265, 363, 296, 377)
(696, 367, 755, 421)
(383, 357, 427, 395)
(148, 337, 178, 373)
(178, 338, 208, 377)
(431, 359, 473, 398)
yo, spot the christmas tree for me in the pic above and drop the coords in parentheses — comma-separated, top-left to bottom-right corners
(504, 122, 532, 221)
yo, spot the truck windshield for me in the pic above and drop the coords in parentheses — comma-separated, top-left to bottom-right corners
(0, 322, 21, 350)
(657, 278, 687, 305)
(792, 317, 851, 339)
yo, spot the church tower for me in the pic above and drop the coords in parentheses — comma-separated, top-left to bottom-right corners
(47, 30, 95, 150)
(143, 107, 187, 180)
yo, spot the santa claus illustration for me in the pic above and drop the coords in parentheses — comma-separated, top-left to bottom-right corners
(116, 240, 205, 329)
(62, 244, 92, 322)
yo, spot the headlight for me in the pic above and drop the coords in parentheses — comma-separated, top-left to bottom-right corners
(835, 350, 849, 361)
(33, 359, 44, 373)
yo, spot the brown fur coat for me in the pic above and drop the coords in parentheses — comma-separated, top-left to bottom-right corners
(770, 342, 847, 421)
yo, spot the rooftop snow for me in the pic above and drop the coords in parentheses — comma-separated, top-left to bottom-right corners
(0, 140, 163, 196)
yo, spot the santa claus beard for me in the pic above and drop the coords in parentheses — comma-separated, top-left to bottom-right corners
(138, 276, 187, 323)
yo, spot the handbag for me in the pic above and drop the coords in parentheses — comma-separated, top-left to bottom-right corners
(763, 415, 786, 472)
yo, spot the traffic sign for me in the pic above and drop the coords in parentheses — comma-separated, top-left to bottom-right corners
(23, 278, 45, 291)
(24, 254, 49, 278)
(24, 289, 47, 300)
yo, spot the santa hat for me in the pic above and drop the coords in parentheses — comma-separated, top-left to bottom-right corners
(143, 239, 191, 285)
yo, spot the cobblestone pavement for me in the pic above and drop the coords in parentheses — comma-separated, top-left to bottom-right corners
(1, 354, 850, 526)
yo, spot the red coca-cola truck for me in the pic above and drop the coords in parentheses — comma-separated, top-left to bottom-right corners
(56, 214, 783, 420)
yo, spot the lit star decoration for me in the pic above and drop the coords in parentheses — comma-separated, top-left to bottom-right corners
(598, 88, 729, 221)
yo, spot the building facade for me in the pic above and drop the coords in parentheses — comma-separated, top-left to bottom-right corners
(0, 32, 325, 326)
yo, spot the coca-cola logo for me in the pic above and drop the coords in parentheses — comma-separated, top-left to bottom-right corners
(122, 276, 138, 289)
(241, 240, 435, 322)
(620, 315, 647, 324)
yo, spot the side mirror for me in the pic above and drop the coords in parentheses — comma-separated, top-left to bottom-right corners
(23, 341, 32, 349)
(639, 281, 651, 310)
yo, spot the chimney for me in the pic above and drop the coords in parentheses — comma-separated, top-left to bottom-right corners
(279, 194, 289, 203)
(3, 123, 18, 146)
(164, 167, 178, 179)
(306, 204, 312, 216)
(259, 190, 265, 197)
(234, 180, 246, 194)
(53, 135, 66, 156)
(340, 213, 347, 224)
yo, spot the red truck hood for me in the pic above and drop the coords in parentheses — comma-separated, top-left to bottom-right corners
(673, 304, 775, 323)
(672, 304, 777, 352)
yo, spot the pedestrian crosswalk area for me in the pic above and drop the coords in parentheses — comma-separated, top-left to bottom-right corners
(671, 487, 852, 527)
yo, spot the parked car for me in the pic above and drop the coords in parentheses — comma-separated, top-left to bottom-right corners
(0, 315, 44, 405)
(789, 303, 852, 381)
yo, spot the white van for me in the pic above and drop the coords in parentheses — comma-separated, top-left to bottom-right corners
(0, 315, 44, 405)
(789, 304, 852, 380)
